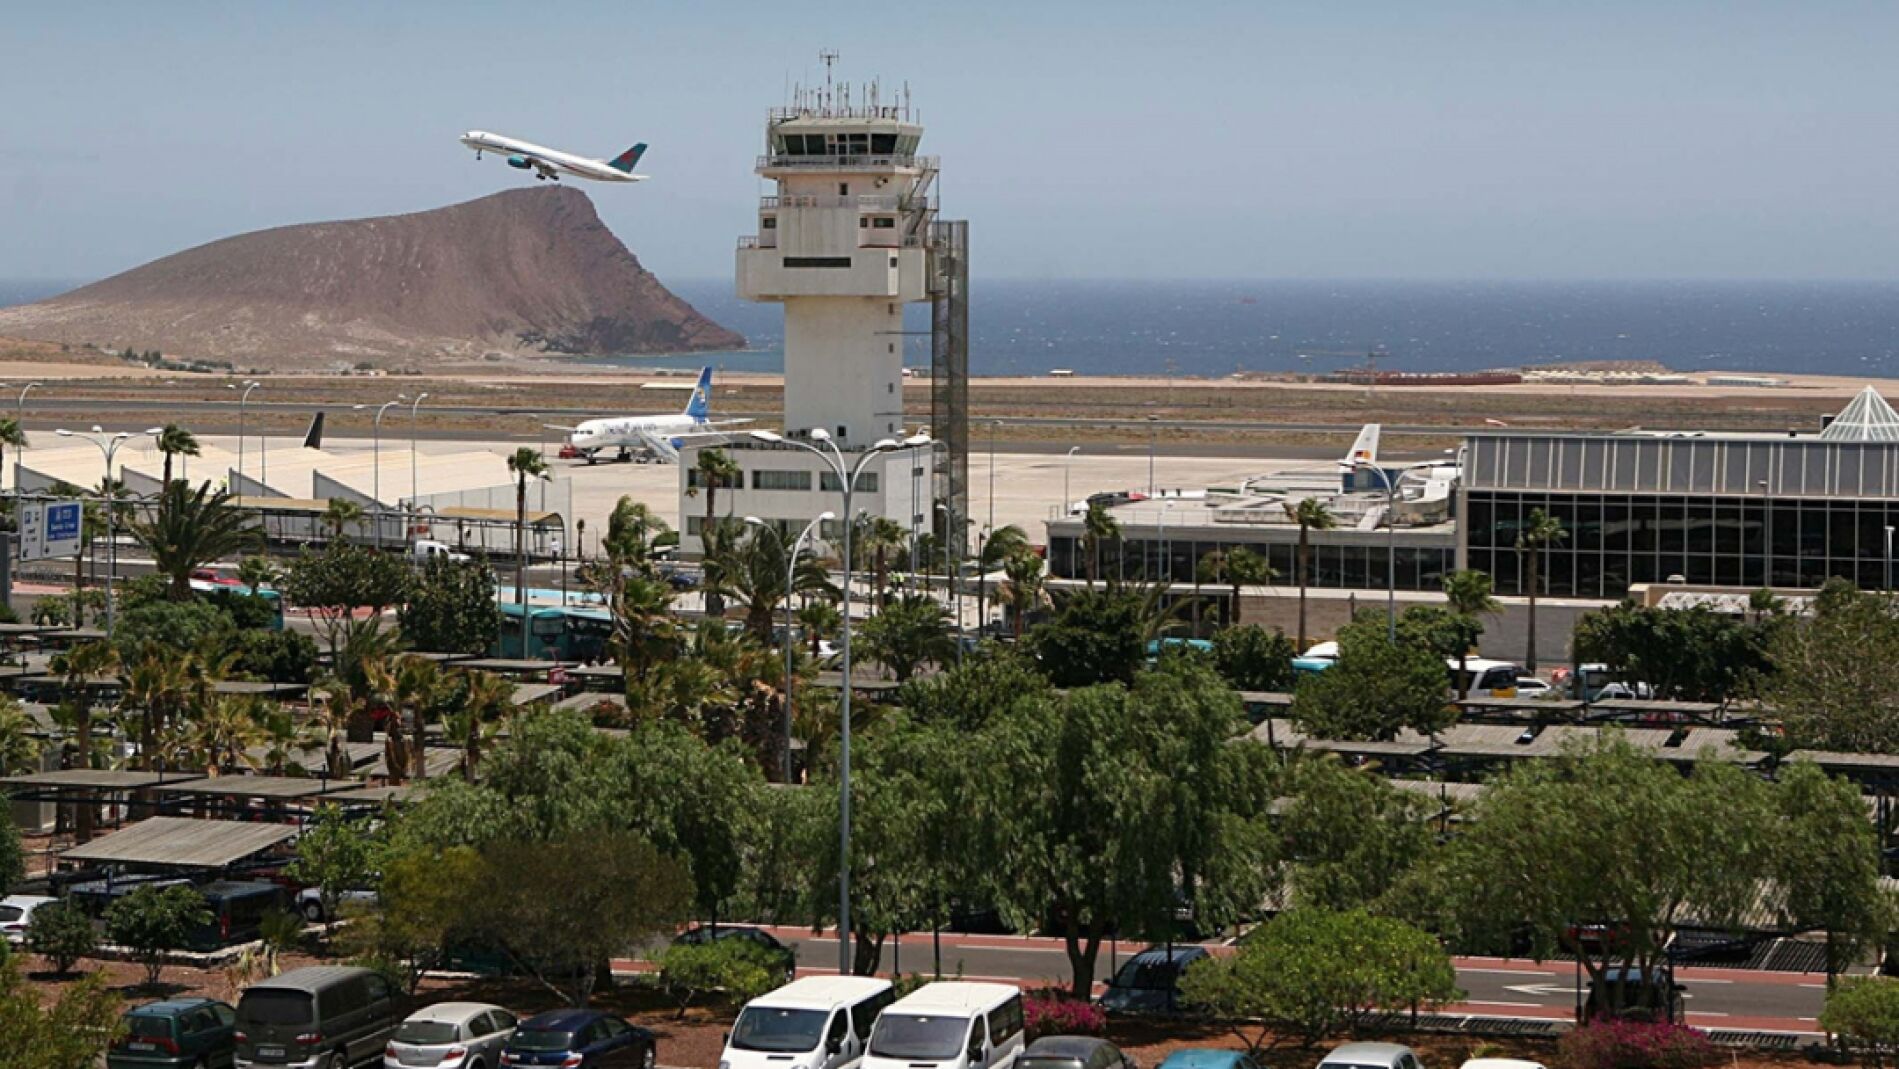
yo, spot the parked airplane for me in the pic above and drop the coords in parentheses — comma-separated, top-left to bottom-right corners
(548, 368, 746, 464)
(459, 130, 648, 183)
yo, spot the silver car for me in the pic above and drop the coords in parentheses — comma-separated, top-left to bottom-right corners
(384, 1003, 517, 1069)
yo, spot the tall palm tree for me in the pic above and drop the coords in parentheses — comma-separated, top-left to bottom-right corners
(1080, 503, 1121, 589)
(155, 424, 200, 488)
(50, 640, 117, 842)
(0, 694, 41, 776)
(322, 497, 364, 543)
(859, 594, 955, 683)
(449, 670, 514, 781)
(507, 447, 548, 616)
(861, 517, 910, 609)
(302, 682, 355, 780)
(188, 695, 267, 775)
(1284, 497, 1337, 651)
(1441, 569, 1502, 698)
(1516, 508, 1568, 674)
(975, 524, 1030, 631)
(797, 598, 841, 657)
(720, 527, 831, 645)
(394, 657, 447, 783)
(998, 548, 1050, 638)
(1199, 546, 1276, 626)
(130, 480, 262, 601)
(236, 555, 279, 596)
(604, 494, 670, 568)
(0, 417, 26, 499)
(119, 645, 192, 771)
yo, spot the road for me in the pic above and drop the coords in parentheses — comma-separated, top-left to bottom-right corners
(687, 927, 1828, 1036)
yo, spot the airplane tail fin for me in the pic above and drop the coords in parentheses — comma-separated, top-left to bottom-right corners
(684, 367, 712, 421)
(1344, 423, 1380, 468)
(302, 412, 325, 450)
(607, 142, 648, 174)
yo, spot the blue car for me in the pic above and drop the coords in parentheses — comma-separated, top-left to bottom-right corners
(1158, 1052, 1261, 1069)
(1097, 945, 1210, 1014)
(108, 997, 239, 1069)
(500, 1010, 655, 1069)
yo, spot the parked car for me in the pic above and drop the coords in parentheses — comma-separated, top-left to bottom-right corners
(109, 998, 239, 1069)
(0, 893, 58, 946)
(500, 1009, 655, 1069)
(1459, 1060, 1546, 1069)
(1316, 1043, 1423, 1069)
(1096, 945, 1209, 1015)
(1582, 966, 1684, 1024)
(1016, 1036, 1137, 1069)
(672, 924, 796, 980)
(1157, 1053, 1259, 1069)
(296, 887, 379, 924)
(720, 976, 895, 1069)
(384, 1002, 518, 1069)
(862, 982, 1024, 1069)
(412, 540, 472, 565)
(1512, 677, 1554, 699)
(235, 965, 405, 1069)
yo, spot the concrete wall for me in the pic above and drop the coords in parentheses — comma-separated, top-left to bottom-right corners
(1233, 588, 1601, 671)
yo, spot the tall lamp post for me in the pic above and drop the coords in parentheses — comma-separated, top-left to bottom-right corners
(935, 501, 964, 660)
(353, 398, 404, 545)
(409, 392, 429, 503)
(7, 382, 40, 492)
(746, 511, 832, 784)
(56, 425, 161, 633)
(227, 381, 260, 488)
(750, 427, 929, 974)
(1063, 445, 1080, 516)
(1341, 458, 1438, 644)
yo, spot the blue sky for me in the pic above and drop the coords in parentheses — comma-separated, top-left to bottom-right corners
(7, 1, 1897, 283)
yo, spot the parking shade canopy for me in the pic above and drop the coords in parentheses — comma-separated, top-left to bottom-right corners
(152, 775, 361, 800)
(60, 816, 298, 868)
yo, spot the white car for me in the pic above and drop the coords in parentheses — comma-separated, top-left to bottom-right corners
(1460, 1060, 1547, 1069)
(1319, 1043, 1423, 1069)
(385, 1002, 517, 1069)
(0, 895, 57, 946)
(296, 886, 379, 923)
(1513, 677, 1554, 699)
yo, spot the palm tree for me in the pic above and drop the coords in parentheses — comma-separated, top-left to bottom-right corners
(236, 555, 279, 596)
(797, 599, 841, 658)
(448, 670, 514, 781)
(859, 594, 955, 683)
(301, 682, 355, 780)
(188, 695, 267, 775)
(1080, 503, 1121, 588)
(1284, 497, 1337, 651)
(975, 524, 1030, 631)
(0, 694, 41, 776)
(119, 645, 192, 770)
(155, 424, 200, 488)
(1199, 546, 1276, 626)
(998, 548, 1049, 638)
(130, 480, 262, 601)
(50, 640, 117, 842)
(861, 517, 910, 609)
(1441, 569, 1502, 698)
(720, 527, 831, 644)
(507, 447, 548, 625)
(322, 498, 364, 543)
(0, 418, 26, 498)
(394, 657, 447, 783)
(1516, 508, 1567, 674)
(604, 495, 670, 568)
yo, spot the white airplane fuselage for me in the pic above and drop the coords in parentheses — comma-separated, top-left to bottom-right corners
(460, 131, 645, 183)
(571, 413, 702, 455)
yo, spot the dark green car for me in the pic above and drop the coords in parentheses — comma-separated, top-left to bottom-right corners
(108, 997, 239, 1069)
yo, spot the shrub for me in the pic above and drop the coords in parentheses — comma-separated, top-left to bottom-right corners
(1024, 995, 1106, 1041)
(104, 885, 211, 987)
(25, 901, 97, 975)
(1558, 1019, 1719, 1069)
(1822, 977, 1899, 1067)
(656, 939, 781, 1018)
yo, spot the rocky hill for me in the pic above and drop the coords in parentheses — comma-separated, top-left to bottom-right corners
(0, 188, 743, 370)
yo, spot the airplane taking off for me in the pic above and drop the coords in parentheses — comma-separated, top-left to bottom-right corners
(549, 368, 748, 464)
(460, 130, 648, 183)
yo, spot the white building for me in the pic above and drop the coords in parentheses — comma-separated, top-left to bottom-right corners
(681, 81, 940, 547)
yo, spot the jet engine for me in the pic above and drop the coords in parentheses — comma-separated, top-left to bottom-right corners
(507, 155, 532, 170)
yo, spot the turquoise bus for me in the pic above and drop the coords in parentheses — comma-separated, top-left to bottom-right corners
(494, 602, 612, 661)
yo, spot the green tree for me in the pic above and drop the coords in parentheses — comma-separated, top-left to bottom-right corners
(1440, 570, 1500, 698)
(128, 480, 262, 602)
(281, 543, 414, 665)
(507, 447, 549, 615)
(691, 448, 740, 615)
(24, 900, 96, 976)
(1211, 625, 1296, 692)
(608, 722, 765, 926)
(1199, 546, 1276, 626)
(104, 884, 212, 987)
(860, 594, 955, 683)
(322, 497, 364, 542)
(1757, 580, 1899, 751)
(399, 555, 500, 654)
(1435, 734, 1775, 1015)
(286, 805, 384, 926)
(975, 524, 1031, 629)
(862, 516, 912, 610)
(1822, 978, 1899, 1067)
(998, 547, 1050, 638)
(236, 554, 280, 596)
(604, 495, 670, 566)
(1291, 611, 1455, 741)
(1178, 908, 1459, 1053)
(1774, 762, 1892, 987)
(1079, 502, 1120, 588)
(1028, 588, 1149, 689)
(0, 419, 26, 512)
(50, 640, 117, 842)
(0, 957, 124, 1069)
(0, 694, 40, 778)
(154, 424, 200, 487)
(656, 939, 781, 1018)
(1515, 507, 1567, 673)
(1283, 497, 1337, 651)
(0, 800, 20, 891)
(1279, 756, 1435, 910)
(1573, 602, 1769, 704)
(338, 843, 483, 994)
(899, 646, 1057, 734)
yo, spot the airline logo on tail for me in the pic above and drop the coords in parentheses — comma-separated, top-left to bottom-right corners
(608, 143, 648, 174)
(685, 367, 712, 422)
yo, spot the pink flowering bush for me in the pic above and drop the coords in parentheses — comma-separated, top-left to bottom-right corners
(1559, 1019, 1719, 1069)
(1024, 994, 1107, 1041)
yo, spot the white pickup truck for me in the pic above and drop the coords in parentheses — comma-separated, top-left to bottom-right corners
(411, 539, 471, 564)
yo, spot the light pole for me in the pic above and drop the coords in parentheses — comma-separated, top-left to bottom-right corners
(227, 381, 262, 490)
(750, 427, 929, 974)
(409, 392, 429, 503)
(747, 511, 832, 785)
(8, 382, 39, 492)
(1341, 459, 1404, 644)
(56, 425, 161, 633)
(1886, 525, 1894, 592)
(987, 419, 998, 532)
(353, 398, 404, 545)
(1063, 446, 1080, 516)
(1146, 415, 1158, 497)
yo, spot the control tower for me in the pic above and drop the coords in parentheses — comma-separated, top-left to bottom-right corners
(681, 71, 966, 554)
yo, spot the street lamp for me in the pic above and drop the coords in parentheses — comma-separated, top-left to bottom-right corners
(746, 511, 832, 785)
(352, 398, 405, 545)
(1146, 415, 1158, 497)
(1063, 446, 1080, 517)
(749, 426, 929, 974)
(56, 425, 161, 633)
(228, 381, 261, 489)
(6, 381, 39, 493)
(409, 392, 429, 503)
(1339, 458, 1444, 644)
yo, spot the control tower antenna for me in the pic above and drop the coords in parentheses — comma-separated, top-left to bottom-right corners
(819, 49, 839, 109)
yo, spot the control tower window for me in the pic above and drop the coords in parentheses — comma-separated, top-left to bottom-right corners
(871, 133, 897, 154)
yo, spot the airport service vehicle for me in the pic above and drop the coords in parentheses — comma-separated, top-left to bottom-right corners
(720, 976, 895, 1069)
(500, 1009, 655, 1069)
(413, 540, 472, 565)
(109, 998, 239, 1069)
(863, 982, 1024, 1069)
(235, 966, 404, 1069)
(1097, 945, 1209, 1015)
(1316, 1043, 1424, 1069)
(460, 131, 649, 184)
(1016, 1037, 1138, 1069)
(673, 924, 797, 981)
(0, 893, 57, 945)
(545, 368, 749, 464)
(384, 1003, 517, 1069)
(1156, 1053, 1259, 1069)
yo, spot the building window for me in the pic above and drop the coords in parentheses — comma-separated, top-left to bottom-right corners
(873, 217, 896, 229)
(889, 256, 898, 267)
(784, 257, 853, 268)
(860, 217, 869, 228)
(838, 182, 849, 196)
(820, 471, 879, 493)
(761, 216, 776, 229)
(752, 470, 813, 491)
(685, 468, 740, 490)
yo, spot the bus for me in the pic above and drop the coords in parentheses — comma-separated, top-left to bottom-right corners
(494, 603, 612, 662)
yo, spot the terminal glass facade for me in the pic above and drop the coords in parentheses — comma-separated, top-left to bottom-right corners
(1465, 490, 1899, 598)
(1047, 534, 1455, 591)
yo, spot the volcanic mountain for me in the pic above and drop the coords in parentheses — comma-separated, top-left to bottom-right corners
(0, 187, 743, 369)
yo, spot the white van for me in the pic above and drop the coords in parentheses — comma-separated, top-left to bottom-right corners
(1449, 657, 1525, 698)
(863, 982, 1024, 1069)
(412, 539, 471, 564)
(722, 976, 896, 1069)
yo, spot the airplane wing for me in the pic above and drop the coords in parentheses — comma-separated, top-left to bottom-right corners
(542, 423, 580, 433)
(532, 158, 560, 180)
(698, 418, 754, 427)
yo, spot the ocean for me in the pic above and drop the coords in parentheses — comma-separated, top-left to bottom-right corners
(8, 277, 1899, 379)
